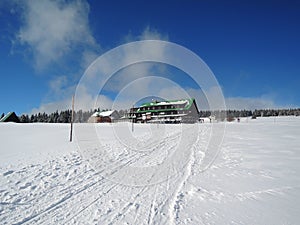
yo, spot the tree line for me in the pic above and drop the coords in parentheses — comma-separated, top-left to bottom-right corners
(199, 108, 300, 120)
(16, 110, 91, 123)
(0, 108, 299, 123)
(15, 109, 128, 123)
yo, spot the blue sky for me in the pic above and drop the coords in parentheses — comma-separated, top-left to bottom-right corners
(0, 0, 299, 115)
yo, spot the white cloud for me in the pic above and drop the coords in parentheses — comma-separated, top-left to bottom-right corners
(14, 0, 103, 114)
(225, 97, 276, 110)
(17, 0, 99, 70)
(183, 88, 278, 111)
(70, 27, 172, 112)
(111, 76, 187, 108)
(102, 63, 166, 93)
(31, 91, 114, 114)
(186, 88, 278, 110)
(31, 99, 72, 115)
(28, 26, 170, 114)
(27, 20, 276, 114)
(139, 26, 169, 41)
(49, 75, 68, 96)
(175, 88, 279, 111)
(10, 2, 288, 114)
(81, 49, 99, 70)
(122, 26, 168, 43)
(151, 86, 278, 111)
(30, 75, 75, 114)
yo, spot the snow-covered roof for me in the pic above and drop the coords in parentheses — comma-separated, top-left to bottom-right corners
(155, 99, 189, 106)
(91, 112, 100, 117)
(0, 112, 19, 123)
(91, 110, 115, 117)
(99, 110, 115, 117)
(140, 99, 191, 107)
(0, 112, 13, 122)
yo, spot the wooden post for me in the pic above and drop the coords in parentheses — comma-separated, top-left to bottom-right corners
(70, 95, 74, 142)
(132, 105, 134, 132)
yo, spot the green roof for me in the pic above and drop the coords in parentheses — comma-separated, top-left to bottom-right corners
(137, 98, 195, 113)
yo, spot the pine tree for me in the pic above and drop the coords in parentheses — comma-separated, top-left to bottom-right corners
(19, 115, 29, 123)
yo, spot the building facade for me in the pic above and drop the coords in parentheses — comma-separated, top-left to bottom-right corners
(129, 98, 199, 123)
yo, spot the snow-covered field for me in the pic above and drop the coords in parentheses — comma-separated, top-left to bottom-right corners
(0, 116, 299, 224)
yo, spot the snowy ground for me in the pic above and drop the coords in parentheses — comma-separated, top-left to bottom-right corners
(0, 116, 299, 224)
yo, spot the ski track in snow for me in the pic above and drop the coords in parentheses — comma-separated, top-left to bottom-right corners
(1, 117, 300, 224)
(167, 128, 198, 225)
(0, 124, 188, 224)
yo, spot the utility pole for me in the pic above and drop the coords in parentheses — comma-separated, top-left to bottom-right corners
(70, 95, 74, 142)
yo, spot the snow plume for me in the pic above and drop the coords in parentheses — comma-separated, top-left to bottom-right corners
(16, 0, 99, 71)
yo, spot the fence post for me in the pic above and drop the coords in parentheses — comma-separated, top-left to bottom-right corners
(70, 95, 74, 142)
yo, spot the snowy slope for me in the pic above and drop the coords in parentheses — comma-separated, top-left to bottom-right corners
(0, 117, 300, 224)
